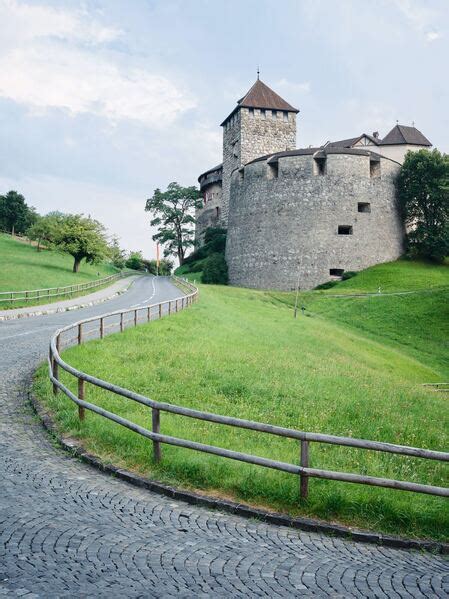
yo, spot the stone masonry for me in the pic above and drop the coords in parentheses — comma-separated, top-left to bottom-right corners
(222, 106, 296, 224)
(226, 149, 404, 290)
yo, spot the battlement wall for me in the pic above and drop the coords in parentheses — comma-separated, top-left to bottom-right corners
(225, 151, 403, 290)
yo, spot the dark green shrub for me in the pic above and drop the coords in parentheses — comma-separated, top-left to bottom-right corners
(202, 253, 228, 284)
(342, 271, 357, 280)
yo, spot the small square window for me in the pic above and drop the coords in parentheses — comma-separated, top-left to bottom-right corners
(283, 111, 289, 121)
(260, 109, 266, 118)
(358, 202, 371, 213)
(272, 110, 277, 118)
(249, 108, 254, 116)
(330, 269, 344, 277)
(338, 225, 353, 235)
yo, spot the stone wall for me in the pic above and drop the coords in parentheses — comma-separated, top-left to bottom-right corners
(225, 151, 404, 290)
(195, 180, 222, 243)
(221, 107, 297, 227)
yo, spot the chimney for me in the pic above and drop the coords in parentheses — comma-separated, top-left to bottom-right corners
(372, 131, 379, 139)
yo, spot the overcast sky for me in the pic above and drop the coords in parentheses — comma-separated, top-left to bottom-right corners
(0, 0, 448, 258)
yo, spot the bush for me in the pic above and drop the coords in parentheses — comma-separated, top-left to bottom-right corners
(202, 253, 228, 284)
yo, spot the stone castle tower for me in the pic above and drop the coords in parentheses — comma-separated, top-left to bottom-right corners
(196, 78, 298, 240)
(220, 78, 298, 223)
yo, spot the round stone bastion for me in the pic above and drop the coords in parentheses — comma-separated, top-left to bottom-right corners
(225, 148, 404, 291)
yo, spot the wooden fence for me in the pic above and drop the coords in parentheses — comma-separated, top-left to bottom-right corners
(48, 276, 449, 500)
(0, 273, 125, 303)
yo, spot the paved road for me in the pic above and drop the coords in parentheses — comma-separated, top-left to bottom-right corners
(0, 276, 447, 597)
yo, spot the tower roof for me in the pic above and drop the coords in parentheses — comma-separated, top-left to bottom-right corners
(379, 124, 431, 146)
(221, 79, 299, 126)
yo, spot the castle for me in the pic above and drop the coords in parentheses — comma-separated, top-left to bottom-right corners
(196, 78, 432, 290)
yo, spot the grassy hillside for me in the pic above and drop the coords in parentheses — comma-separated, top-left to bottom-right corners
(34, 260, 449, 541)
(269, 260, 449, 376)
(0, 233, 118, 308)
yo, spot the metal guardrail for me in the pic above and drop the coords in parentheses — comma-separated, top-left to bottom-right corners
(47, 276, 449, 499)
(0, 272, 125, 303)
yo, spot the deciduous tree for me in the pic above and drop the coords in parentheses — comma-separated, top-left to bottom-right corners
(52, 214, 109, 273)
(397, 149, 449, 262)
(0, 190, 36, 235)
(145, 182, 201, 265)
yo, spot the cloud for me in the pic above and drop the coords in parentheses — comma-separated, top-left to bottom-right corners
(426, 31, 442, 42)
(392, 0, 443, 42)
(0, 1, 196, 127)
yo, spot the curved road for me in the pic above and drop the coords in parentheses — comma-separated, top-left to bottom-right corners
(0, 276, 447, 597)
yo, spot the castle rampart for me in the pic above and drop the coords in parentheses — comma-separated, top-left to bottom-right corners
(225, 149, 404, 290)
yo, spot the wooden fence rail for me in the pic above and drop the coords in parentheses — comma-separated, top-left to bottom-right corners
(47, 276, 449, 500)
(0, 272, 126, 303)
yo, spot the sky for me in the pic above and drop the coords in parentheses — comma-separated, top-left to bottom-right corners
(0, 0, 448, 258)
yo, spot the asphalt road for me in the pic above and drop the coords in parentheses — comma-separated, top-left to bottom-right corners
(0, 275, 447, 597)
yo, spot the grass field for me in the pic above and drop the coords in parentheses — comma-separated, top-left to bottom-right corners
(34, 260, 449, 540)
(0, 233, 118, 308)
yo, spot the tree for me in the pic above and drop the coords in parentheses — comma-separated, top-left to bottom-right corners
(142, 258, 173, 275)
(397, 149, 449, 262)
(52, 214, 109, 273)
(109, 235, 127, 269)
(125, 251, 144, 271)
(202, 253, 228, 284)
(27, 213, 60, 251)
(145, 182, 201, 266)
(0, 190, 36, 235)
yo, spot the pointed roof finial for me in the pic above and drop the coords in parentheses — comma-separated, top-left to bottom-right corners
(257, 66, 260, 80)
(412, 120, 415, 127)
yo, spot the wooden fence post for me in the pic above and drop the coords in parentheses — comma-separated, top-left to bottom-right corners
(120, 312, 124, 333)
(168, 302, 171, 315)
(147, 306, 151, 322)
(52, 335, 60, 395)
(300, 439, 309, 499)
(159, 303, 162, 319)
(78, 323, 83, 345)
(78, 378, 85, 421)
(134, 309, 138, 326)
(152, 408, 161, 462)
(100, 318, 104, 339)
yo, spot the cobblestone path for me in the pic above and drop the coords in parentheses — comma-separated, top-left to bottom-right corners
(0, 277, 448, 597)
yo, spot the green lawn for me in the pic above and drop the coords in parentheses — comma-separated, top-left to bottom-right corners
(0, 233, 118, 308)
(34, 260, 449, 541)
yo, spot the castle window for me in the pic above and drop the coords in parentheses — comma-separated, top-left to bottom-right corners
(283, 111, 289, 121)
(267, 162, 278, 179)
(330, 268, 344, 277)
(272, 110, 277, 118)
(239, 168, 244, 181)
(338, 225, 353, 235)
(370, 159, 381, 178)
(249, 108, 254, 116)
(313, 157, 326, 176)
(358, 202, 371, 213)
(216, 207, 220, 219)
(260, 109, 266, 118)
